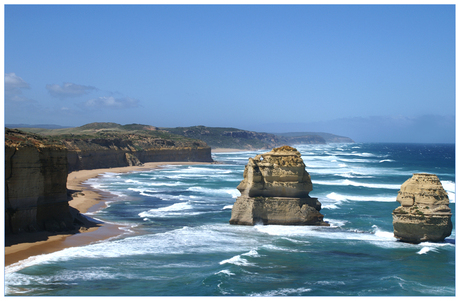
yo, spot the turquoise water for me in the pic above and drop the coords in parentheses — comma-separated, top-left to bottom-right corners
(5, 143, 455, 296)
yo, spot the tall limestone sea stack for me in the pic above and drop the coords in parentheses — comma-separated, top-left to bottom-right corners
(229, 146, 328, 226)
(392, 173, 452, 243)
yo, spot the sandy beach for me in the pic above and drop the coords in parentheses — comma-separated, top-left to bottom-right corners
(5, 161, 210, 267)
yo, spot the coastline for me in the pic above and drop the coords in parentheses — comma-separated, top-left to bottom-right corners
(211, 148, 250, 153)
(212, 148, 266, 153)
(5, 161, 210, 267)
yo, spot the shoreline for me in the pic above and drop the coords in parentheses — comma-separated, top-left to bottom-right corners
(5, 161, 210, 268)
(211, 148, 252, 153)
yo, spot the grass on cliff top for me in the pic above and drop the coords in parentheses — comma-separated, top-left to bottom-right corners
(5, 128, 66, 148)
(16, 123, 203, 144)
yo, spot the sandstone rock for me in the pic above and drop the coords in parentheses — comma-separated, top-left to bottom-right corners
(125, 152, 143, 166)
(392, 173, 452, 243)
(230, 146, 328, 226)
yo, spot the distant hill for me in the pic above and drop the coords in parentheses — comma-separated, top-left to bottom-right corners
(161, 126, 353, 149)
(6, 123, 70, 130)
(11, 122, 191, 142)
(275, 132, 355, 144)
(161, 126, 289, 150)
(8, 123, 354, 150)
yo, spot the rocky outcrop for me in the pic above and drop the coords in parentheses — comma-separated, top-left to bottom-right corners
(5, 129, 74, 236)
(230, 146, 329, 226)
(392, 173, 453, 243)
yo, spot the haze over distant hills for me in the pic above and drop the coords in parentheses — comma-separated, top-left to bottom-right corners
(6, 123, 354, 150)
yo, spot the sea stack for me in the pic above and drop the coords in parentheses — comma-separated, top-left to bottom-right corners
(392, 173, 452, 243)
(229, 146, 329, 226)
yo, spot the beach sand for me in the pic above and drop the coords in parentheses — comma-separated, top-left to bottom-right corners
(5, 161, 210, 267)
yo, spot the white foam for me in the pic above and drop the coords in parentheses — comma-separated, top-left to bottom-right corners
(337, 158, 377, 163)
(313, 179, 400, 190)
(254, 224, 398, 244)
(215, 269, 235, 276)
(323, 192, 395, 203)
(148, 181, 184, 187)
(326, 192, 348, 202)
(242, 249, 260, 257)
(325, 219, 347, 227)
(250, 287, 312, 296)
(219, 255, 254, 266)
(322, 203, 339, 209)
(417, 246, 434, 255)
(372, 225, 395, 239)
(337, 172, 374, 179)
(223, 205, 233, 210)
(138, 202, 195, 218)
(187, 187, 240, 198)
(441, 180, 456, 203)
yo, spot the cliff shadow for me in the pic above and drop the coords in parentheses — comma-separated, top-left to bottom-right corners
(5, 192, 102, 247)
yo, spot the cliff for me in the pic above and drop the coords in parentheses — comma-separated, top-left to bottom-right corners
(5, 129, 75, 238)
(5, 125, 213, 245)
(18, 122, 214, 172)
(230, 146, 329, 226)
(64, 134, 212, 172)
(392, 173, 452, 243)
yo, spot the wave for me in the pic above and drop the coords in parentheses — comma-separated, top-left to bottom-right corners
(441, 181, 456, 202)
(337, 158, 378, 163)
(215, 269, 235, 276)
(442, 180, 455, 192)
(254, 224, 398, 246)
(147, 181, 184, 187)
(335, 172, 375, 179)
(313, 179, 400, 190)
(186, 187, 240, 198)
(219, 249, 260, 266)
(219, 256, 253, 268)
(249, 287, 312, 296)
(128, 187, 157, 193)
(323, 192, 395, 203)
(138, 202, 197, 218)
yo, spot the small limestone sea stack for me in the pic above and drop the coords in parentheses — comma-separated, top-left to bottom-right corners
(229, 146, 329, 226)
(392, 173, 453, 243)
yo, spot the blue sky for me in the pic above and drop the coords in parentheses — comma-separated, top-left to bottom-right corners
(4, 4, 455, 143)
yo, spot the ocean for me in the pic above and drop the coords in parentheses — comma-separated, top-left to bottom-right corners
(4, 143, 456, 296)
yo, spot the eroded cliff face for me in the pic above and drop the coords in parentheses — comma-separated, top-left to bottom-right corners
(5, 129, 74, 235)
(230, 146, 328, 226)
(64, 136, 212, 172)
(392, 173, 452, 243)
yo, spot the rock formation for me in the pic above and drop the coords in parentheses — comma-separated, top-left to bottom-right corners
(5, 128, 74, 236)
(392, 173, 452, 243)
(229, 146, 329, 226)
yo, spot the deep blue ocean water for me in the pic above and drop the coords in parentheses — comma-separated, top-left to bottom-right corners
(5, 143, 455, 296)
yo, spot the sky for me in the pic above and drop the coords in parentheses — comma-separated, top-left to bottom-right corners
(4, 4, 456, 143)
